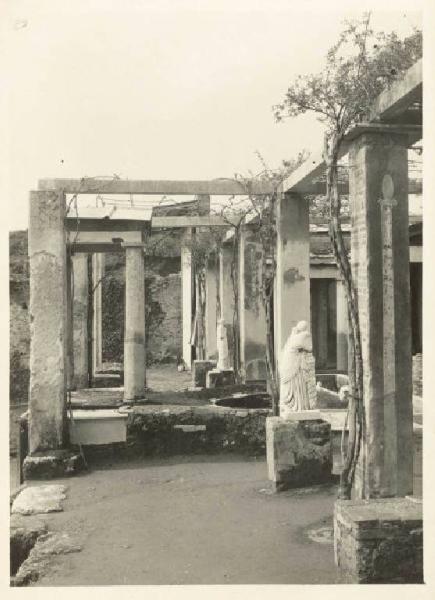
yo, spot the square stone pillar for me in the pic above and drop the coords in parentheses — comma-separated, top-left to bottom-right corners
(92, 253, 105, 374)
(336, 279, 348, 373)
(28, 190, 67, 453)
(66, 253, 74, 390)
(205, 258, 218, 359)
(238, 227, 267, 382)
(72, 253, 89, 389)
(219, 243, 236, 370)
(123, 244, 146, 401)
(219, 243, 235, 325)
(181, 228, 193, 370)
(349, 130, 413, 498)
(275, 192, 310, 379)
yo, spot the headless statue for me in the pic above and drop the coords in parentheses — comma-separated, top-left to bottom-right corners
(279, 320, 317, 417)
(217, 318, 230, 371)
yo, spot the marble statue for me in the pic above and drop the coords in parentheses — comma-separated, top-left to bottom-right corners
(279, 320, 317, 417)
(217, 318, 230, 371)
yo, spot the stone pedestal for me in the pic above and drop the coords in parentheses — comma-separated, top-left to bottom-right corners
(28, 191, 67, 454)
(334, 497, 423, 583)
(206, 369, 235, 389)
(23, 450, 85, 480)
(266, 415, 332, 492)
(72, 254, 89, 389)
(192, 360, 217, 388)
(123, 245, 146, 401)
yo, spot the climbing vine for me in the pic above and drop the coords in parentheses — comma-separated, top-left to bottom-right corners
(274, 15, 422, 497)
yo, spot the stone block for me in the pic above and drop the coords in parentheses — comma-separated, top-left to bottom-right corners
(266, 416, 332, 491)
(23, 450, 85, 480)
(191, 360, 217, 388)
(334, 497, 423, 583)
(69, 410, 128, 445)
(12, 485, 67, 515)
(206, 369, 236, 389)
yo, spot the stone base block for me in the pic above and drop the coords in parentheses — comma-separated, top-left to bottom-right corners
(192, 360, 217, 388)
(266, 416, 332, 491)
(334, 497, 423, 583)
(206, 369, 236, 389)
(23, 450, 85, 480)
(69, 410, 128, 445)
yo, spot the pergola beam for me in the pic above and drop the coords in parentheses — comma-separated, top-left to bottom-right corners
(282, 60, 422, 195)
(368, 59, 422, 123)
(39, 178, 275, 196)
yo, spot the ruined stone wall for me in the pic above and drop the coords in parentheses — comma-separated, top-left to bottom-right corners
(102, 253, 182, 365)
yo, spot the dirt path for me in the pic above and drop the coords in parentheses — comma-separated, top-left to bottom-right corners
(31, 455, 340, 585)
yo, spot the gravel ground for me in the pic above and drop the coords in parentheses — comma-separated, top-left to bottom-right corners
(23, 455, 341, 585)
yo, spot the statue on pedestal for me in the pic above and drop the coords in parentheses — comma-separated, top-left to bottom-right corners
(279, 320, 317, 417)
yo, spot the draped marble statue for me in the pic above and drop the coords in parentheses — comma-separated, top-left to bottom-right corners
(279, 320, 317, 417)
(217, 318, 230, 371)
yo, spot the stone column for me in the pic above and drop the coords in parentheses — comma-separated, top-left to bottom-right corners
(92, 253, 105, 374)
(72, 253, 89, 389)
(314, 281, 329, 369)
(238, 227, 267, 382)
(181, 228, 193, 369)
(123, 244, 146, 401)
(275, 192, 310, 378)
(205, 258, 218, 359)
(66, 253, 74, 390)
(28, 190, 67, 453)
(219, 243, 235, 326)
(336, 279, 348, 373)
(349, 130, 413, 498)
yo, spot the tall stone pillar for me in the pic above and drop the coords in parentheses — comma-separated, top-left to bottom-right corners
(349, 130, 413, 498)
(314, 281, 329, 369)
(238, 227, 267, 382)
(181, 228, 193, 369)
(66, 253, 74, 390)
(28, 190, 67, 453)
(336, 279, 348, 372)
(219, 243, 235, 326)
(92, 253, 105, 374)
(72, 254, 89, 389)
(205, 258, 218, 359)
(123, 244, 146, 401)
(275, 192, 310, 378)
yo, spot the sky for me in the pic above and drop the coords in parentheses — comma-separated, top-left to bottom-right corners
(1, 0, 423, 231)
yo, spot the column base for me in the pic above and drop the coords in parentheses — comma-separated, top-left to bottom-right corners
(23, 450, 86, 480)
(206, 369, 235, 389)
(266, 416, 332, 492)
(334, 497, 423, 583)
(191, 360, 217, 388)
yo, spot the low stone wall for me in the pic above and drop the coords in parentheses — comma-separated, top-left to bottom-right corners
(334, 497, 423, 583)
(83, 405, 270, 459)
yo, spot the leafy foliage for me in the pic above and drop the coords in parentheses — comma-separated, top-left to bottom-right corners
(274, 16, 422, 136)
